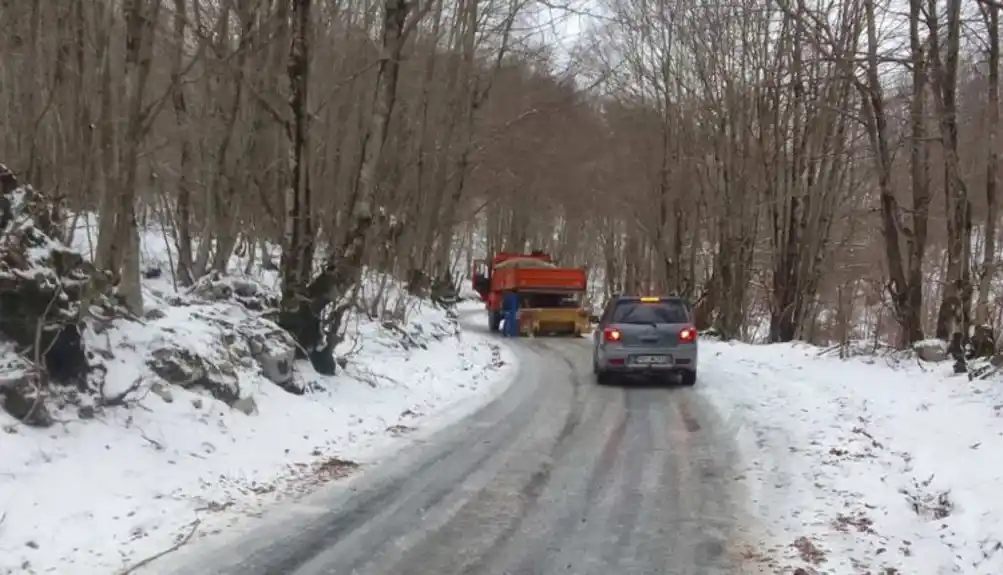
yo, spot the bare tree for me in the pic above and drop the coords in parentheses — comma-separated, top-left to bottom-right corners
(3, 0, 1003, 362)
(928, 0, 973, 354)
(975, 0, 1000, 327)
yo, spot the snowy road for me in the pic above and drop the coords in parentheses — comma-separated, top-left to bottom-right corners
(154, 312, 758, 575)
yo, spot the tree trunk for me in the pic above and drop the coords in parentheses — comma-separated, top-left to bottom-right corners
(975, 0, 1000, 328)
(902, 0, 930, 345)
(278, 0, 319, 362)
(171, 0, 195, 286)
(929, 0, 973, 353)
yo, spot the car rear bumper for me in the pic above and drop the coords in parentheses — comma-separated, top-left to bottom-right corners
(598, 345, 697, 373)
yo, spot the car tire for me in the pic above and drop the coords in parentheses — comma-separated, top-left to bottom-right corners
(680, 370, 697, 386)
(597, 371, 612, 385)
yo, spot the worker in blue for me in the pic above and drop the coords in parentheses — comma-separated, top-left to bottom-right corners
(502, 291, 519, 337)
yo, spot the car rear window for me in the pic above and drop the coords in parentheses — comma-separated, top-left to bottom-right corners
(612, 300, 689, 324)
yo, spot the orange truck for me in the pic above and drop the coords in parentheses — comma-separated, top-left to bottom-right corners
(471, 251, 589, 336)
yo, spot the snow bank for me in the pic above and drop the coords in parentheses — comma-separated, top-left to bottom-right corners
(699, 339, 1003, 574)
(1, 296, 514, 575)
(0, 220, 517, 574)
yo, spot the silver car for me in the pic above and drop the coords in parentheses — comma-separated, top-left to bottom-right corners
(592, 295, 698, 385)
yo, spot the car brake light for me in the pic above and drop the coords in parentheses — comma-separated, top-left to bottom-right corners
(603, 327, 622, 342)
(679, 326, 696, 342)
(639, 296, 660, 302)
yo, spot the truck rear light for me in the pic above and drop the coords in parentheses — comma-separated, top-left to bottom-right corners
(603, 327, 622, 342)
(679, 326, 696, 342)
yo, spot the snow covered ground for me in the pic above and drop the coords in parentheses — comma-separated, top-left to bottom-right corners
(700, 339, 1003, 575)
(1, 296, 514, 575)
(6, 209, 1002, 575)
(0, 221, 516, 574)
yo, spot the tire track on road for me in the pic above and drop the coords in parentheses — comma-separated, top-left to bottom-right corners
(154, 324, 761, 575)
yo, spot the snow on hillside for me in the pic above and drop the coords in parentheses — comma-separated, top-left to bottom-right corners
(700, 339, 1003, 575)
(0, 220, 516, 575)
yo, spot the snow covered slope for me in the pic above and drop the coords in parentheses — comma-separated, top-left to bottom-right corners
(0, 221, 516, 575)
(700, 339, 1003, 575)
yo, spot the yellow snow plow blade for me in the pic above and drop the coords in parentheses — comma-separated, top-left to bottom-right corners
(517, 307, 589, 337)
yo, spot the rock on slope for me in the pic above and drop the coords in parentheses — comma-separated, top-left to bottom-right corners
(0, 166, 305, 425)
(0, 165, 113, 426)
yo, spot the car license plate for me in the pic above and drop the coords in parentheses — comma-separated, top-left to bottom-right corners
(632, 355, 669, 365)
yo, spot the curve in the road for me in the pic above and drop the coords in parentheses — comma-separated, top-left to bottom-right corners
(155, 311, 760, 575)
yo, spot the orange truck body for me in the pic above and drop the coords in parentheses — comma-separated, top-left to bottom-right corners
(471, 251, 587, 310)
(490, 266, 588, 294)
(471, 251, 590, 335)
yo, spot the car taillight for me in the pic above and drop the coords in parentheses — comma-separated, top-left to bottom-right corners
(679, 326, 696, 342)
(603, 327, 622, 342)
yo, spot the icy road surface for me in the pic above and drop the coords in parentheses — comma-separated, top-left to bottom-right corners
(153, 311, 758, 575)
